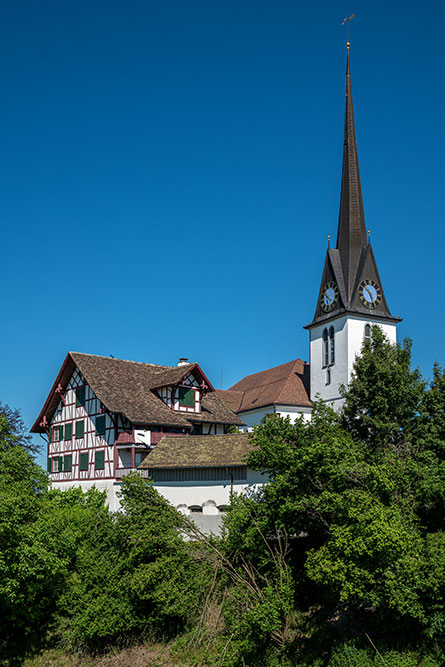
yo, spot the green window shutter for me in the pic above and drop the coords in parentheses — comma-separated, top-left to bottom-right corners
(179, 387, 195, 407)
(95, 450, 105, 470)
(79, 452, 89, 471)
(57, 457, 63, 472)
(76, 386, 86, 407)
(48, 427, 52, 443)
(47, 457, 52, 472)
(95, 415, 106, 436)
(63, 454, 72, 472)
(75, 420, 84, 438)
(64, 423, 72, 440)
(58, 426, 64, 441)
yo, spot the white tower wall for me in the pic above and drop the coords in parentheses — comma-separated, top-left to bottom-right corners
(309, 316, 397, 411)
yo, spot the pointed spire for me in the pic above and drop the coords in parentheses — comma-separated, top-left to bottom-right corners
(336, 44, 367, 299)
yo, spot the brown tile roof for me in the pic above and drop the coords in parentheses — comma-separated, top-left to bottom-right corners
(31, 352, 244, 433)
(139, 433, 253, 469)
(217, 359, 311, 413)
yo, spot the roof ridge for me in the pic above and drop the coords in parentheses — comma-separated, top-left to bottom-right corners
(69, 351, 192, 371)
(229, 359, 306, 390)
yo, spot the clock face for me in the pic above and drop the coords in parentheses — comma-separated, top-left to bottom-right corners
(320, 281, 339, 312)
(359, 279, 382, 309)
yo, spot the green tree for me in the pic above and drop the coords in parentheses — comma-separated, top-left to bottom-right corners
(0, 401, 39, 453)
(223, 330, 444, 660)
(341, 326, 425, 448)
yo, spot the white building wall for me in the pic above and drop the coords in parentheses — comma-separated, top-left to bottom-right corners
(310, 315, 397, 411)
(149, 469, 267, 512)
(239, 405, 312, 431)
(50, 469, 268, 533)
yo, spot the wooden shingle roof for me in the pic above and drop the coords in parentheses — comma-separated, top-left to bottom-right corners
(31, 352, 244, 432)
(139, 433, 253, 469)
(217, 359, 311, 414)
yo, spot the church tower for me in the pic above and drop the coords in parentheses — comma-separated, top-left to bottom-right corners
(305, 44, 400, 410)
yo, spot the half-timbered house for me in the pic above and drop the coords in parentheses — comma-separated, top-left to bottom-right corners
(31, 352, 245, 511)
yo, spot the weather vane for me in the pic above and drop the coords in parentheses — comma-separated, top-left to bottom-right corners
(341, 13, 355, 46)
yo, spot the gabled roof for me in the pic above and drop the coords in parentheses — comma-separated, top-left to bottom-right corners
(31, 352, 244, 433)
(139, 433, 253, 469)
(217, 359, 311, 414)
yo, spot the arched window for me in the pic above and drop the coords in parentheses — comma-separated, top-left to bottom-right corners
(323, 328, 329, 367)
(364, 323, 371, 343)
(329, 326, 335, 365)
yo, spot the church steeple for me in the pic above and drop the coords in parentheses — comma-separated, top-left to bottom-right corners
(337, 43, 367, 299)
(307, 44, 399, 328)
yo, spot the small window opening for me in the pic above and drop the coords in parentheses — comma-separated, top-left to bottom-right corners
(329, 326, 335, 365)
(189, 505, 203, 513)
(364, 323, 371, 343)
(326, 369, 331, 385)
(323, 328, 329, 367)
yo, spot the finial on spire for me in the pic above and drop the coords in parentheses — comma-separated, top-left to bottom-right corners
(328, 234, 331, 248)
(368, 229, 371, 244)
(341, 13, 355, 46)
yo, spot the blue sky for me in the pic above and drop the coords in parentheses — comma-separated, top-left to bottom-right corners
(1, 1, 444, 463)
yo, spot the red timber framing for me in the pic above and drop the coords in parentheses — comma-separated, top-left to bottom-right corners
(45, 368, 117, 483)
(155, 365, 212, 415)
(33, 353, 243, 486)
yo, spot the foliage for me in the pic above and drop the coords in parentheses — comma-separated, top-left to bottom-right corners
(1, 328, 444, 666)
(0, 401, 39, 453)
(52, 475, 211, 652)
(340, 327, 425, 448)
(222, 328, 444, 663)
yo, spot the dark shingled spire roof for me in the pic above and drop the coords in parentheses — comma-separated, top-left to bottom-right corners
(306, 45, 400, 328)
(337, 45, 367, 300)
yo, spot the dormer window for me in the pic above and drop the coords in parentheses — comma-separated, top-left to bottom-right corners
(179, 386, 195, 407)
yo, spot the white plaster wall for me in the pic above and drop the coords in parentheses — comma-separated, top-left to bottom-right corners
(150, 469, 267, 511)
(239, 406, 311, 431)
(50, 470, 268, 520)
(310, 316, 397, 411)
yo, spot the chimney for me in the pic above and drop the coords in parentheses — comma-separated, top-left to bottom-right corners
(178, 357, 189, 367)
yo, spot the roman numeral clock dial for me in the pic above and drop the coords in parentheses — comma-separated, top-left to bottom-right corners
(359, 279, 382, 309)
(320, 281, 339, 312)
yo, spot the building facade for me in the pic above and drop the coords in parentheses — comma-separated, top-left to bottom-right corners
(31, 352, 245, 511)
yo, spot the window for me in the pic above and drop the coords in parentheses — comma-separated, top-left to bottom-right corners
(95, 415, 106, 436)
(95, 450, 105, 470)
(178, 386, 195, 407)
(64, 423, 72, 440)
(75, 420, 84, 438)
(79, 452, 89, 471)
(75, 386, 86, 407)
(326, 369, 331, 385)
(189, 505, 203, 513)
(53, 425, 63, 442)
(191, 423, 202, 435)
(52, 457, 62, 473)
(329, 326, 335, 365)
(364, 323, 371, 343)
(63, 454, 72, 472)
(323, 328, 329, 367)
